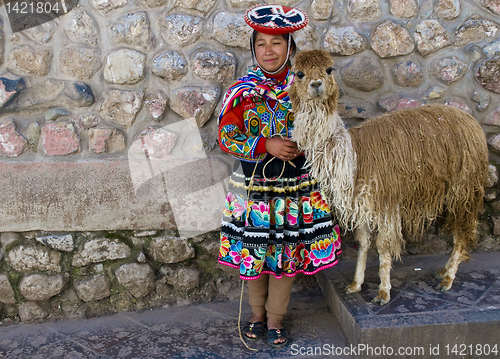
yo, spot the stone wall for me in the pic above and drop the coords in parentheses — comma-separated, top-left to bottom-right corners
(0, 0, 500, 322)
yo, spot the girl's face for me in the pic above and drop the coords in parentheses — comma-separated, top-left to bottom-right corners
(254, 32, 289, 73)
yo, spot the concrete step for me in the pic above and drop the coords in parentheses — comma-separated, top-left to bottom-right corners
(317, 252, 500, 359)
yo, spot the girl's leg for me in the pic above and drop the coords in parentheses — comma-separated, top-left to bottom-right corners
(247, 274, 269, 320)
(265, 275, 295, 345)
(245, 274, 269, 338)
(266, 275, 295, 325)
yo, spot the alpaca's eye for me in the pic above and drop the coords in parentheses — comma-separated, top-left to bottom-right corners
(326, 67, 335, 75)
(297, 72, 305, 79)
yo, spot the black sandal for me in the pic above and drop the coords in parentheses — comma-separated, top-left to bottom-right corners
(267, 328, 288, 348)
(242, 321, 267, 341)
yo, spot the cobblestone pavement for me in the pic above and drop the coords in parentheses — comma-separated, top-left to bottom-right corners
(0, 290, 352, 359)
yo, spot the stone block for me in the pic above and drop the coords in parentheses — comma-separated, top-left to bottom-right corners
(18, 301, 49, 322)
(163, 266, 201, 292)
(144, 90, 168, 121)
(23, 21, 57, 43)
(90, 0, 129, 15)
(0, 233, 20, 246)
(8, 245, 61, 273)
(73, 114, 99, 132)
(74, 275, 111, 302)
(36, 234, 74, 252)
(64, 6, 99, 46)
(42, 122, 80, 156)
(0, 79, 94, 115)
(45, 109, 70, 122)
(173, 0, 217, 15)
(130, 127, 177, 158)
(170, 86, 220, 127)
(0, 275, 16, 304)
(148, 236, 195, 264)
(294, 25, 318, 52)
(72, 238, 131, 267)
(443, 100, 472, 115)
(414, 20, 450, 56)
(477, 56, 500, 94)
(99, 90, 144, 129)
(389, 0, 417, 18)
(310, 0, 338, 21)
(152, 52, 188, 81)
(0, 155, 229, 232)
(88, 127, 126, 154)
(432, 56, 468, 84)
(0, 120, 27, 157)
(340, 56, 384, 92)
(471, 91, 490, 112)
(348, 0, 382, 21)
(115, 263, 155, 298)
(8, 45, 52, 77)
(488, 134, 500, 153)
(455, 18, 499, 47)
(192, 51, 236, 84)
(104, 49, 146, 85)
(486, 165, 498, 188)
(371, 20, 414, 58)
(59, 46, 102, 80)
(0, 77, 25, 107)
(19, 274, 69, 301)
(323, 26, 365, 56)
(160, 14, 203, 48)
(421, 85, 446, 101)
(392, 61, 424, 87)
(109, 12, 154, 50)
(435, 0, 460, 20)
(211, 11, 251, 48)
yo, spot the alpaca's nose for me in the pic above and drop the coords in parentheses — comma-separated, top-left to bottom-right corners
(308, 79, 324, 97)
(310, 80, 323, 89)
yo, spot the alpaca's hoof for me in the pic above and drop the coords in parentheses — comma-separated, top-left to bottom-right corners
(436, 276, 453, 292)
(346, 282, 361, 294)
(372, 290, 390, 305)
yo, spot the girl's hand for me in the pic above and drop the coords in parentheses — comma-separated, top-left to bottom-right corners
(265, 137, 302, 161)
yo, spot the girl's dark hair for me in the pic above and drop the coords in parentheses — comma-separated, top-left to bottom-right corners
(250, 30, 297, 57)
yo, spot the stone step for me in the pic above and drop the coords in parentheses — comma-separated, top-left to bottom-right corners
(317, 253, 500, 359)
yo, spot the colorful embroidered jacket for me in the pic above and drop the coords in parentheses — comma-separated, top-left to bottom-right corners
(218, 67, 295, 163)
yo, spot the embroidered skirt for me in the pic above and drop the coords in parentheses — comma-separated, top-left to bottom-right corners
(218, 155, 341, 280)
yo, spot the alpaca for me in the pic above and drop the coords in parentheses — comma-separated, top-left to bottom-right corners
(289, 50, 489, 305)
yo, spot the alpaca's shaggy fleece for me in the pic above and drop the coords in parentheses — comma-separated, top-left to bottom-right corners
(289, 49, 489, 304)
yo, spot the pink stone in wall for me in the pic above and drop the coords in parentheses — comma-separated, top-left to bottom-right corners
(88, 127, 125, 154)
(379, 96, 423, 112)
(485, 106, 500, 127)
(42, 122, 80, 156)
(395, 98, 424, 110)
(89, 128, 112, 154)
(130, 127, 176, 158)
(0, 120, 27, 157)
(0, 83, 16, 106)
(444, 100, 472, 115)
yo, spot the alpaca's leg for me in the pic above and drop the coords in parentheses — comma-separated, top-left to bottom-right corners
(372, 216, 401, 305)
(346, 223, 371, 294)
(372, 240, 393, 305)
(435, 230, 472, 291)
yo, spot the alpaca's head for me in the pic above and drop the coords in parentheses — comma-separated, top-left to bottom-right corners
(289, 50, 340, 114)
